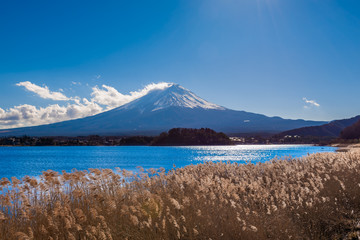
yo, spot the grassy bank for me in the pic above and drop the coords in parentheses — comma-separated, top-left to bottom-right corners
(1, 150, 360, 239)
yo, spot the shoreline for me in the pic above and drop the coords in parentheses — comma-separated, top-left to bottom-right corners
(0, 142, 324, 147)
(330, 143, 360, 153)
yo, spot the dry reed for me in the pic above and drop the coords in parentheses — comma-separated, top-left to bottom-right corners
(1, 151, 360, 239)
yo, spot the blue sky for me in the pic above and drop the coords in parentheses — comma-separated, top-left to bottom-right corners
(1, 0, 360, 128)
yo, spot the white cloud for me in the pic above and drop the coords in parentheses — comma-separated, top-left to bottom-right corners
(0, 82, 172, 129)
(303, 97, 320, 108)
(0, 100, 103, 129)
(91, 82, 171, 110)
(16, 81, 70, 101)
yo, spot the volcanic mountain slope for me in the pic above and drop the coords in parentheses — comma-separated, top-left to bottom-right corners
(279, 115, 360, 137)
(0, 84, 326, 136)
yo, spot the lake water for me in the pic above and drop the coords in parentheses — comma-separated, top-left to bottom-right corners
(0, 145, 336, 179)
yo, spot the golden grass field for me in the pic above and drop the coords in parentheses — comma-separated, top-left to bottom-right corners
(1, 147, 360, 239)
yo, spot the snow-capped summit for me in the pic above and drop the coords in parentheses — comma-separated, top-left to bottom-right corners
(118, 83, 225, 112)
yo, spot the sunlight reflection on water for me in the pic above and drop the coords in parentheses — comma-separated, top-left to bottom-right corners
(186, 145, 330, 162)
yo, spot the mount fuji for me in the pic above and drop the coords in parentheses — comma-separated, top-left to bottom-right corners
(0, 84, 326, 136)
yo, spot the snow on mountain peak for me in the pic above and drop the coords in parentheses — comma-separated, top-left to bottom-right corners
(151, 84, 225, 111)
(119, 83, 226, 112)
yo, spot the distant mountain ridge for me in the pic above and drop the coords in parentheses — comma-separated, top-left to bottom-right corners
(0, 83, 327, 137)
(279, 115, 360, 137)
(340, 118, 360, 139)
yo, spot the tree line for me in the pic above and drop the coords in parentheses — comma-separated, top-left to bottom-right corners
(0, 128, 232, 146)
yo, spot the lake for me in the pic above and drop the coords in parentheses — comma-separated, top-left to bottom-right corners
(0, 145, 336, 179)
